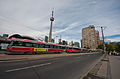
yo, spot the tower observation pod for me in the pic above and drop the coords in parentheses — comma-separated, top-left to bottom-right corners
(48, 9, 54, 42)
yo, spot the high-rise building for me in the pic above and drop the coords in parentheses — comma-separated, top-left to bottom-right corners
(74, 42, 80, 47)
(99, 40, 103, 45)
(96, 30, 100, 46)
(69, 41, 73, 46)
(45, 36, 48, 43)
(51, 39, 55, 43)
(82, 25, 100, 49)
(58, 39, 62, 44)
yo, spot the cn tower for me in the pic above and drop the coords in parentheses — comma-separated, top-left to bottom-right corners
(48, 9, 54, 42)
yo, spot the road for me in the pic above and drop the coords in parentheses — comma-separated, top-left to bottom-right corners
(0, 53, 103, 79)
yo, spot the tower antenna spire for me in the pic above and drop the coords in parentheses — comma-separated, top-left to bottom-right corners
(48, 9, 54, 42)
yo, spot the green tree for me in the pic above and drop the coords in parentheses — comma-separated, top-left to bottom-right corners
(114, 43, 120, 52)
(97, 44, 104, 50)
(106, 44, 114, 51)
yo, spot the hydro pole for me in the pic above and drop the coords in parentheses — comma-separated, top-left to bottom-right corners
(101, 27, 106, 56)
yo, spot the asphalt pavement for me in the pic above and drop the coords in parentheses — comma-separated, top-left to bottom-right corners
(0, 53, 103, 79)
(109, 55, 120, 79)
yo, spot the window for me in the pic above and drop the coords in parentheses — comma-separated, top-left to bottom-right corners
(69, 47, 72, 50)
(38, 44, 45, 48)
(8, 41, 14, 47)
(45, 45, 50, 48)
(25, 43, 32, 47)
(55, 46, 58, 49)
(53, 45, 59, 49)
(59, 46, 62, 49)
(65, 47, 69, 49)
(50, 45, 54, 48)
(62, 47, 65, 49)
(32, 43, 38, 47)
(12, 41, 24, 46)
(11, 41, 38, 47)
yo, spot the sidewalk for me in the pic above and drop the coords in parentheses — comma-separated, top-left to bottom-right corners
(109, 55, 120, 79)
(82, 54, 109, 79)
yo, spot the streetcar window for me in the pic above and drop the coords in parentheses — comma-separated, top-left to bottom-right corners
(8, 41, 14, 47)
(56, 46, 59, 49)
(54, 45, 56, 49)
(62, 47, 65, 49)
(66, 47, 68, 49)
(32, 43, 38, 47)
(12, 41, 23, 46)
(45, 45, 50, 48)
(53, 45, 58, 49)
(60, 46, 62, 49)
(83, 49, 85, 51)
(22, 42, 37, 47)
(59, 46, 62, 49)
(69, 47, 72, 49)
(53, 45, 57, 49)
(58, 46, 60, 49)
(38, 44, 45, 48)
(50, 45, 53, 48)
(52, 45, 55, 48)
(11, 41, 38, 47)
(66, 47, 69, 49)
(25, 42, 33, 47)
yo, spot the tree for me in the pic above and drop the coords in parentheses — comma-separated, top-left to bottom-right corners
(97, 44, 104, 50)
(106, 44, 114, 52)
(114, 43, 120, 52)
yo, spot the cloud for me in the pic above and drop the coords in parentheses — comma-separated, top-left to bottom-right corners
(53, 22, 79, 34)
(0, 0, 120, 43)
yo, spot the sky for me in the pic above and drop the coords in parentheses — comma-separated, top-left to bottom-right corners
(0, 0, 120, 44)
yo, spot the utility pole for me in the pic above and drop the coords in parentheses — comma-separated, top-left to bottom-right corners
(101, 26, 106, 57)
(48, 9, 54, 42)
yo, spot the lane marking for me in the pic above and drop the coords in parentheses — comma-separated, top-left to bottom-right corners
(5, 63, 51, 72)
(0, 60, 23, 63)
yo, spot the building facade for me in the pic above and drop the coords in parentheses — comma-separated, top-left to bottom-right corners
(74, 42, 80, 47)
(82, 25, 100, 49)
(45, 36, 48, 43)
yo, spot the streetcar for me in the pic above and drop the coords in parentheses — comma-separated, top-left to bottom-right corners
(6, 38, 102, 54)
